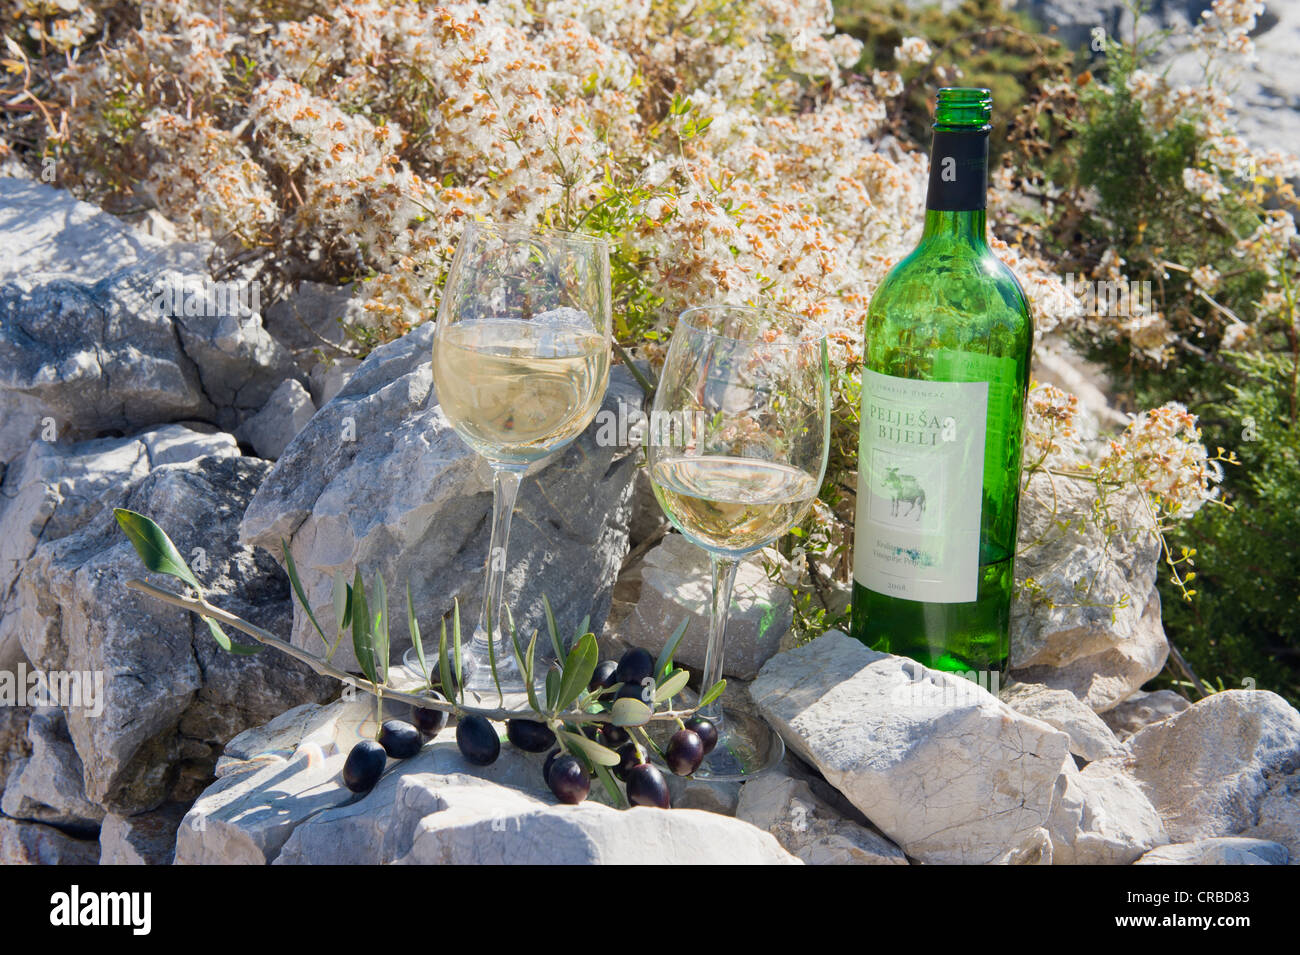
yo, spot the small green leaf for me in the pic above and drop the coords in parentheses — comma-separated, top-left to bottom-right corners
(698, 679, 726, 708)
(545, 666, 561, 713)
(438, 613, 460, 704)
(592, 762, 625, 806)
(334, 571, 351, 631)
(556, 633, 599, 713)
(201, 615, 259, 654)
(542, 593, 564, 662)
(654, 669, 689, 703)
(485, 595, 502, 705)
(654, 618, 689, 681)
(610, 697, 653, 727)
(114, 509, 200, 590)
(352, 570, 377, 685)
(558, 729, 620, 766)
(281, 539, 326, 644)
(523, 628, 542, 713)
(374, 572, 389, 683)
(452, 598, 464, 694)
(407, 581, 426, 681)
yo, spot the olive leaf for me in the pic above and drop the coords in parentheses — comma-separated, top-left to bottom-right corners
(483, 595, 502, 704)
(281, 538, 327, 647)
(592, 762, 625, 807)
(438, 612, 461, 705)
(545, 665, 561, 712)
(352, 570, 377, 685)
(114, 509, 257, 654)
(654, 618, 689, 682)
(374, 572, 390, 684)
(452, 598, 464, 694)
(334, 571, 352, 632)
(555, 632, 599, 713)
(115, 509, 201, 589)
(610, 696, 653, 727)
(406, 580, 426, 681)
(558, 729, 620, 766)
(698, 679, 727, 708)
(542, 593, 565, 662)
(653, 669, 689, 703)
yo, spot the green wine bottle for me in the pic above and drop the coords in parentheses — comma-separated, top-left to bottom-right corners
(848, 88, 1032, 675)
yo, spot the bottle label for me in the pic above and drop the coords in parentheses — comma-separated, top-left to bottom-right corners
(926, 130, 988, 211)
(853, 369, 988, 603)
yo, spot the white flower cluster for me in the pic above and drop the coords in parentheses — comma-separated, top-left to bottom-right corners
(1097, 403, 1224, 520)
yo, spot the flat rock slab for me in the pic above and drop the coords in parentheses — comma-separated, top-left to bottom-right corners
(1135, 837, 1290, 866)
(1001, 681, 1125, 763)
(750, 631, 1071, 864)
(1122, 689, 1300, 858)
(0, 816, 99, 865)
(178, 699, 797, 865)
(737, 765, 907, 865)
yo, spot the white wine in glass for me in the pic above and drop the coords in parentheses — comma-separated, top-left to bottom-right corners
(647, 305, 829, 780)
(434, 317, 608, 463)
(417, 224, 611, 695)
(649, 456, 820, 555)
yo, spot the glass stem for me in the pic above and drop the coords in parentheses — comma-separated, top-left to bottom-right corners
(478, 465, 525, 647)
(700, 553, 739, 725)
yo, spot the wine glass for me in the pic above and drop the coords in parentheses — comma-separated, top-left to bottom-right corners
(646, 305, 829, 779)
(415, 222, 611, 694)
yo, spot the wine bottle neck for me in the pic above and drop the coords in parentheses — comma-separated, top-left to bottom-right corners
(921, 208, 987, 244)
(922, 127, 989, 245)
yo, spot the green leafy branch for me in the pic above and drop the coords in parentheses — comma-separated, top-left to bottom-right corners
(113, 509, 723, 739)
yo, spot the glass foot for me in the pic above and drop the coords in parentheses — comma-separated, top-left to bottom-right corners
(399, 628, 546, 698)
(648, 707, 785, 782)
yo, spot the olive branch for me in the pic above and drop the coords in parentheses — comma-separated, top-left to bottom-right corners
(113, 508, 725, 793)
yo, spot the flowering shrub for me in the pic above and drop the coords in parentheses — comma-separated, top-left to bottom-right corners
(1, 0, 1282, 693)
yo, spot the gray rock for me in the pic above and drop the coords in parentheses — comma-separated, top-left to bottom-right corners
(235, 378, 316, 460)
(179, 698, 797, 865)
(15, 449, 335, 814)
(0, 424, 237, 669)
(98, 803, 189, 865)
(620, 533, 790, 680)
(262, 281, 356, 366)
(0, 816, 99, 865)
(1012, 471, 1167, 711)
(749, 631, 1072, 864)
(1001, 681, 1126, 762)
(0, 261, 298, 455)
(0, 706, 33, 798)
(1, 708, 103, 831)
(1122, 690, 1300, 859)
(1047, 758, 1167, 865)
(241, 322, 641, 672)
(0, 178, 204, 284)
(1032, 342, 1129, 431)
(1135, 837, 1290, 866)
(1013, 591, 1168, 714)
(1102, 689, 1191, 740)
(627, 465, 667, 546)
(381, 781, 798, 866)
(737, 765, 908, 865)
(307, 356, 362, 407)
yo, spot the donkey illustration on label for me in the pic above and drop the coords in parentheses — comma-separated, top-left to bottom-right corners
(882, 466, 926, 520)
